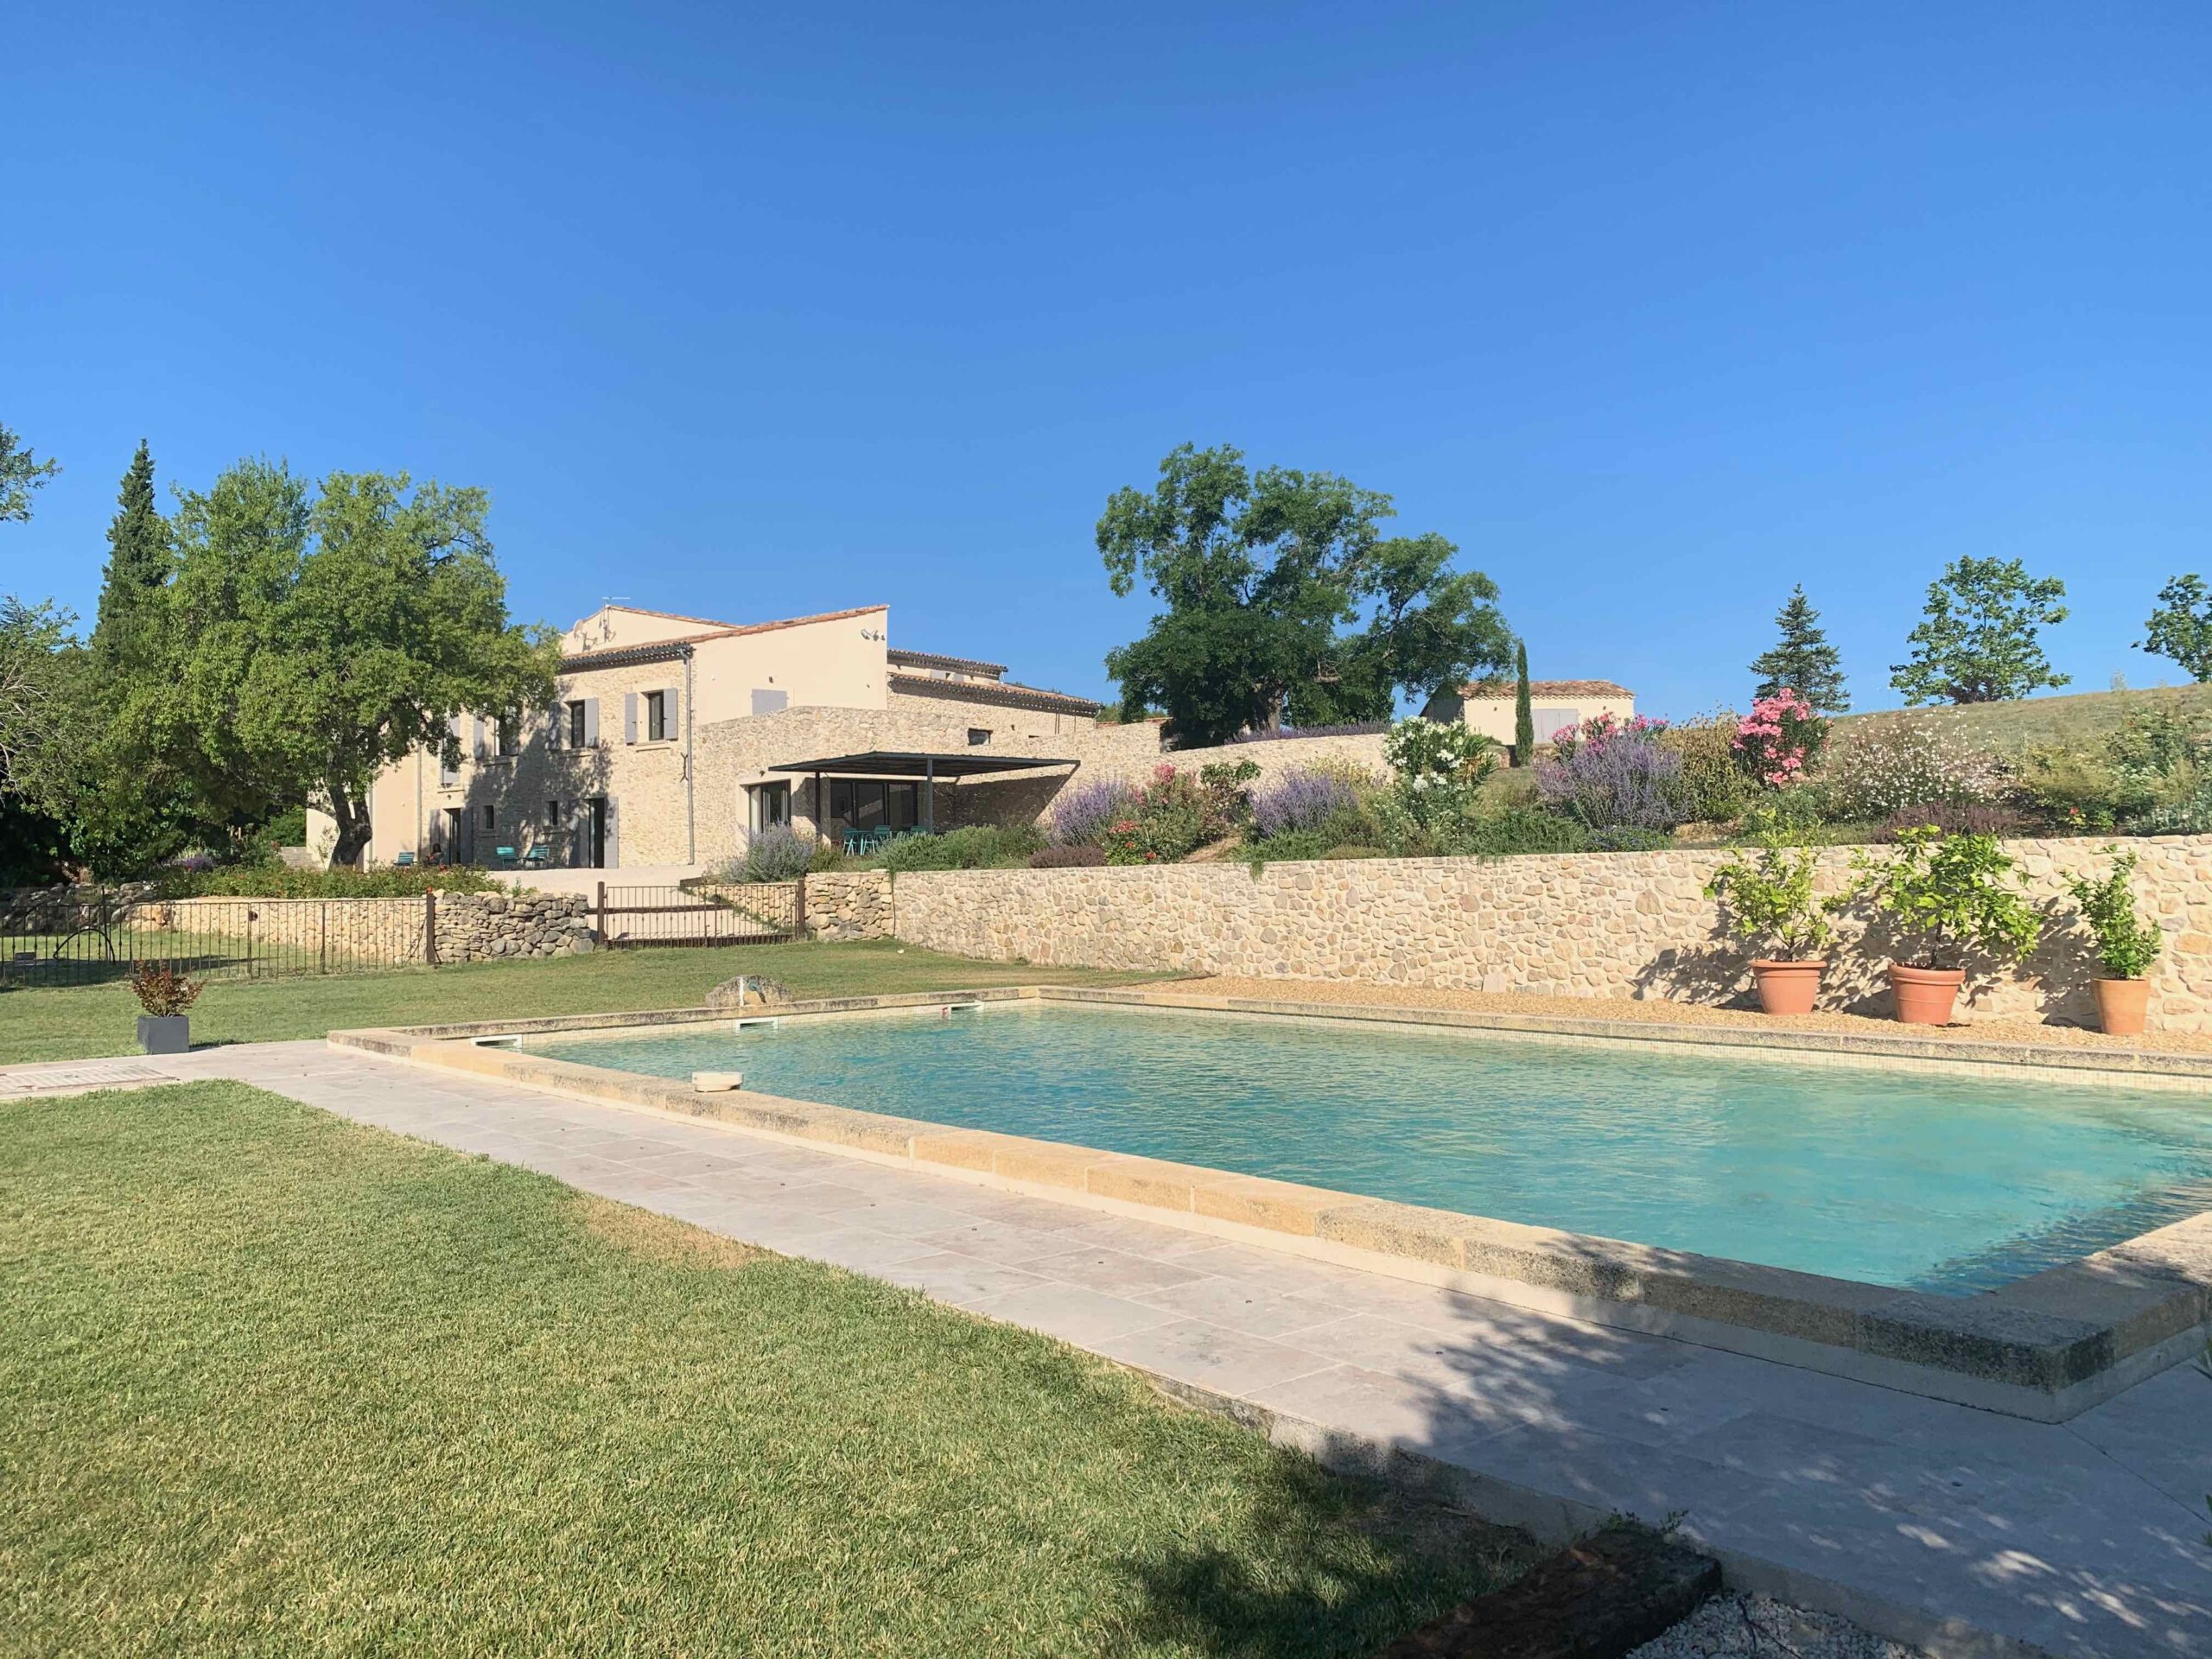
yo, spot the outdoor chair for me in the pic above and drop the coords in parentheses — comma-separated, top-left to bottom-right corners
(519, 842, 554, 870)
(392, 850, 416, 867)
(843, 828, 869, 855)
(865, 826, 898, 853)
(493, 844, 518, 868)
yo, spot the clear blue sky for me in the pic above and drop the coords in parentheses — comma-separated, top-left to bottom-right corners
(6, 3, 2208, 718)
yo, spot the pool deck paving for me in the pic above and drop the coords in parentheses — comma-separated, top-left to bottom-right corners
(11, 1039, 2211, 1659)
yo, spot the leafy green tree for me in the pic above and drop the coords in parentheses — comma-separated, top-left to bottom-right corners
(1890, 556, 2069, 706)
(1750, 584, 1849, 711)
(0, 597, 75, 806)
(2138, 574, 2212, 683)
(164, 461, 560, 868)
(1512, 639, 1535, 758)
(1099, 444, 1512, 746)
(0, 423, 60, 524)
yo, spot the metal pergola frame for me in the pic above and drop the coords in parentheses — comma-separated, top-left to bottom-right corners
(766, 750, 1078, 835)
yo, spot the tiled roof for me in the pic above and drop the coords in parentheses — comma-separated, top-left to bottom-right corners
(887, 647, 1009, 678)
(888, 671, 1103, 717)
(577, 601, 888, 640)
(559, 639, 706, 671)
(1462, 677, 1633, 700)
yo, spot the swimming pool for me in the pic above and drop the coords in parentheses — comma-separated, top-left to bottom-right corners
(533, 1002, 2212, 1294)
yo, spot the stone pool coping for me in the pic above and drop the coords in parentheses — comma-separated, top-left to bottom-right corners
(331, 985, 2212, 1422)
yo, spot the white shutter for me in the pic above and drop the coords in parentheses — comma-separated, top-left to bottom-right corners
(582, 699, 600, 747)
(623, 693, 639, 745)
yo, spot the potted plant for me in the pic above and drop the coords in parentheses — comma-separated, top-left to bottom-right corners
(128, 961, 203, 1054)
(1837, 825, 2040, 1026)
(2067, 849, 2161, 1036)
(1704, 832, 1833, 1014)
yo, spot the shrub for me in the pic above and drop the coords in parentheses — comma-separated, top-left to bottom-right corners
(1049, 779, 1137, 846)
(881, 823, 1043, 872)
(1029, 843, 1106, 868)
(1251, 769, 1362, 839)
(1661, 715, 1753, 823)
(1706, 833, 1833, 959)
(1383, 717, 1500, 791)
(2009, 746, 2128, 832)
(1584, 826, 1675, 853)
(1198, 759, 1262, 830)
(1455, 806, 1587, 857)
(1877, 801, 2029, 842)
(1093, 766, 1232, 864)
(738, 823, 816, 883)
(155, 864, 498, 898)
(2130, 785, 2212, 837)
(1243, 827, 1338, 866)
(1548, 711, 1669, 760)
(1818, 715, 2003, 819)
(2068, 849, 2161, 980)
(1537, 724, 1685, 832)
(1837, 826, 2040, 969)
(1732, 690, 1827, 789)
(128, 961, 204, 1017)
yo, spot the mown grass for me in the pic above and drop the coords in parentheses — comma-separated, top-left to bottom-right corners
(0, 1083, 1529, 1656)
(0, 941, 1166, 1065)
(1831, 683, 2212, 756)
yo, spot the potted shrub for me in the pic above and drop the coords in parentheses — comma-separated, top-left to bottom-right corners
(2067, 849, 2161, 1036)
(128, 961, 204, 1054)
(1838, 826, 2040, 1026)
(1704, 833, 1833, 1014)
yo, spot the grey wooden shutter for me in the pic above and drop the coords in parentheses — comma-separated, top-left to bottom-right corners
(623, 692, 639, 745)
(603, 798, 620, 869)
(470, 715, 486, 761)
(546, 705, 563, 749)
(664, 684, 680, 736)
(582, 698, 600, 747)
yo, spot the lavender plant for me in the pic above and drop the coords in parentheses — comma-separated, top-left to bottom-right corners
(1049, 779, 1137, 846)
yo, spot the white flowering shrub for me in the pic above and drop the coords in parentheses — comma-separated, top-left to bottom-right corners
(1818, 715, 2004, 820)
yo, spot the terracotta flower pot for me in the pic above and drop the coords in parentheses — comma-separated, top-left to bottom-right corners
(2094, 977, 2150, 1038)
(1750, 959, 1826, 1016)
(1889, 963, 1966, 1026)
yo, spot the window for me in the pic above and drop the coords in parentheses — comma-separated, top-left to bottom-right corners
(645, 690, 669, 742)
(547, 799, 565, 826)
(481, 804, 496, 831)
(967, 728, 992, 747)
(747, 781, 791, 835)
(829, 779, 919, 830)
(497, 716, 518, 757)
(751, 687, 789, 717)
(439, 753, 459, 787)
(566, 701, 588, 747)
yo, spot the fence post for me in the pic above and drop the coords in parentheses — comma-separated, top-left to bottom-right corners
(794, 874, 807, 940)
(597, 880, 607, 946)
(423, 890, 438, 967)
(319, 902, 328, 976)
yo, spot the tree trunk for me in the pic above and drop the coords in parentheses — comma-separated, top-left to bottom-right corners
(326, 779, 372, 870)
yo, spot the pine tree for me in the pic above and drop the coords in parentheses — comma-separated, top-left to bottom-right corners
(1512, 639, 1535, 758)
(1750, 585, 1849, 712)
(92, 440, 170, 665)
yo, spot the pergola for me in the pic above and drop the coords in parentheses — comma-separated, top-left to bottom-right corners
(766, 749, 1078, 835)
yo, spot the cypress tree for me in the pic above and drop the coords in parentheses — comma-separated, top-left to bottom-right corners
(1750, 585, 1849, 712)
(1512, 639, 1535, 759)
(92, 440, 169, 665)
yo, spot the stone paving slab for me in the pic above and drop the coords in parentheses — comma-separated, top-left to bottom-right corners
(14, 1039, 2212, 1658)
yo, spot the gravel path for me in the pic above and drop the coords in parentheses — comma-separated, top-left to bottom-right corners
(1630, 1593, 1924, 1659)
(1158, 974, 2212, 1056)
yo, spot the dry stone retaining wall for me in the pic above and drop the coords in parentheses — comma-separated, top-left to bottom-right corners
(432, 892, 599, 962)
(879, 835, 2212, 1032)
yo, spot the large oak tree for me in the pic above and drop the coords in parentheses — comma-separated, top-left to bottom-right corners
(1099, 444, 1511, 747)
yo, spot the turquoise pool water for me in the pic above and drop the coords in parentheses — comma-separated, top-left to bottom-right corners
(534, 1005, 2212, 1293)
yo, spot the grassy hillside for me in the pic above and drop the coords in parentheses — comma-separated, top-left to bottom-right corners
(1831, 682, 2212, 755)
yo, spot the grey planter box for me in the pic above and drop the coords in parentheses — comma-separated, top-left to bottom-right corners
(137, 1014, 190, 1055)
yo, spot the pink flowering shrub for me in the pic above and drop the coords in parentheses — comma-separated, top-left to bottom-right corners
(1732, 690, 1828, 789)
(1548, 711, 1669, 760)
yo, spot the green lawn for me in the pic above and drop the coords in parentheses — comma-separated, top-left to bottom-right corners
(0, 941, 1164, 1065)
(0, 1083, 1529, 1656)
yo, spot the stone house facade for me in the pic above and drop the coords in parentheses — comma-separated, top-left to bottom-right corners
(1424, 677, 1637, 749)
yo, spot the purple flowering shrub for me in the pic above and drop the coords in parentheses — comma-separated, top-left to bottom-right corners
(1250, 768, 1360, 839)
(1049, 779, 1137, 845)
(1536, 727, 1686, 831)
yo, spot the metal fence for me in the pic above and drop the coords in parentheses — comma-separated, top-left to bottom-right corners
(0, 892, 429, 989)
(595, 881, 802, 948)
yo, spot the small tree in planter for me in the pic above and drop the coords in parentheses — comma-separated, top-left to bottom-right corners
(2067, 849, 2161, 1036)
(1704, 833, 1834, 1014)
(128, 962, 204, 1054)
(1836, 826, 2041, 1025)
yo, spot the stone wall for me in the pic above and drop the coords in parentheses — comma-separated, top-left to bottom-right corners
(431, 892, 600, 962)
(879, 835, 2212, 1032)
(803, 869, 893, 942)
(152, 897, 431, 965)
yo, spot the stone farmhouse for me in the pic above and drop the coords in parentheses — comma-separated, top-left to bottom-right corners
(321, 601, 1176, 871)
(1422, 677, 1636, 749)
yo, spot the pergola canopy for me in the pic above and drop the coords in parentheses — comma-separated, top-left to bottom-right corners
(766, 750, 1077, 779)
